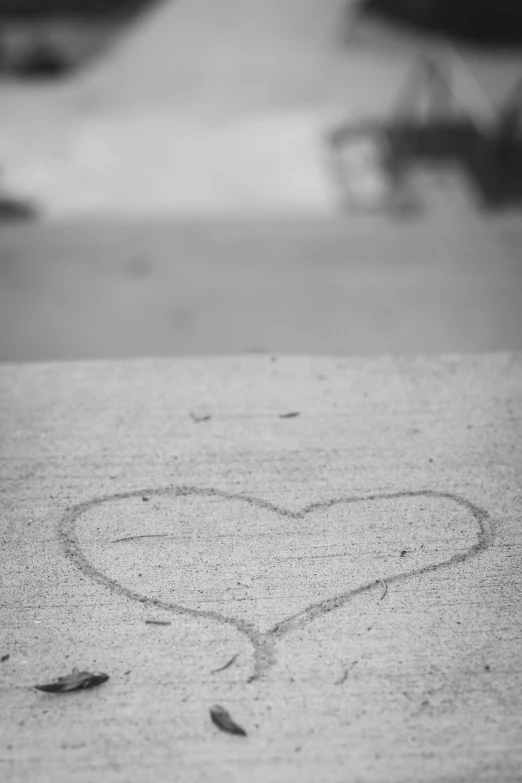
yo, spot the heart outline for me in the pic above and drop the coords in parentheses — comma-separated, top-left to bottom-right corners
(59, 487, 492, 680)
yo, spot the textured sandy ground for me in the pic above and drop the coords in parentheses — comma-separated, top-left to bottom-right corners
(0, 353, 521, 782)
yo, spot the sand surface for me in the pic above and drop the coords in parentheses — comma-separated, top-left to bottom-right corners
(1, 353, 521, 781)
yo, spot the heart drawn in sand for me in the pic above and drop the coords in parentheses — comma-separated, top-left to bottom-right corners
(59, 487, 491, 680)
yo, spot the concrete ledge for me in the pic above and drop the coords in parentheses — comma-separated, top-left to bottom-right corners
(1, 354, 521, 782)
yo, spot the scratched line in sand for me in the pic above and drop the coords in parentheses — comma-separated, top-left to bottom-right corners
(58, 487, 493, 681)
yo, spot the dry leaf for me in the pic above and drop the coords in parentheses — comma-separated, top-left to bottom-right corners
(35, 667, 109, 693)
(210, 704, 247, 736)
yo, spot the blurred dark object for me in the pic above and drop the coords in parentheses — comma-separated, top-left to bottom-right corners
(327, 55, 522, 214)
(0, 36, 71, 76)
(471, 78, 522, 209)
(0, 1, 149, 18)
(360, 0, 522, 47)
(0, 196, 39, 223)
(0, 0, 155, 78)
(384, 57, 522, 209)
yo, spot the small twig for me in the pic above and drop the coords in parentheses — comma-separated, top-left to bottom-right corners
(111, 534, 168, 544)
(145, 620, 171, 626)
(378, 579, 388, 600)
(211, 653, 239, 674)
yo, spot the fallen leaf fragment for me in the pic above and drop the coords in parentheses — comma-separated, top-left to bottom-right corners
(210, 704, 247, 736)
(35, 667, 109, 693)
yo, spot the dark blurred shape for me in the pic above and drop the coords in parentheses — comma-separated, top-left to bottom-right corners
(0, 0, 156, 79)
(0, 1, 150, 18)
(0, 196, 39, 223)
(472, 79, 522, 209)
(360, 0, 522, 47)
(327, 55, 522, 214)
(384, 58, 522, 210)
(0, 37, 71, 76)
(385, 117, 522, 211)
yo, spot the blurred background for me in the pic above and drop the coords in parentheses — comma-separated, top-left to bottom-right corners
(0, 0, 521, 361)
